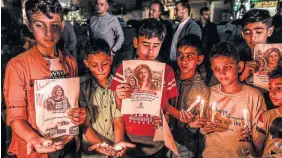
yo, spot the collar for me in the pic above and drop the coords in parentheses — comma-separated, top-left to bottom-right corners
(98, 12, 109, 17)
(30, 46, 64, 67)
(179, 17, 190, 27)
(90, 74, 113, 90)
(176, 70, 202, 83)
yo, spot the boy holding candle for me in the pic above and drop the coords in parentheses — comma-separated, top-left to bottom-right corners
(168, 34, 210, 158)
(240, 67, 282, 157)
(111, 18, 192, 157)
(79, 38, 136, 157)
(201, 42, 267, 158)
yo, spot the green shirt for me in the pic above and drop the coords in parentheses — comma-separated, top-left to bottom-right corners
(79, 74, 122, 156)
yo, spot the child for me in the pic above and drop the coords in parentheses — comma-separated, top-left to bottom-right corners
(110, 18, 188, 157)
(169, 34, 210, 157)
(239, 9, 274, 82)
(241, 67, 282, 157)
(3, 0, 106, 157)
(202, 42, 267, 158)
(79, 38, 135, 157)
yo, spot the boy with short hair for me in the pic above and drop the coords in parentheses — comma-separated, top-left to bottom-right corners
(241, 67, 282, 157)
(79, 38, 135, 157)
(239, 9, 274, 82)
(202, 42, 267, 158)
(3, 0, 106, 157)
(111, 18, 189, 157)
(169, 34, 210, 157)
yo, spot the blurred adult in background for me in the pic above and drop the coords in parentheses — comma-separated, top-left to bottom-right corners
(170, 0, 201, 69)
(196, 7, 220, 67)
(149, 0, 173, 63)
(269, 2, 282, 43)
(58, 20, 77, 58)
(89, 0, 124, 57)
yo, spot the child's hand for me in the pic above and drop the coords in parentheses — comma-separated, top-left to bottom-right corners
(88, 142, 117, 156)
(203, 120, 217, 134)
(240, 60, 257, 81)
(189, 115, 203, 129)
(179, 110, 194, 124)
(114, 142, 136, 157)
(115, 83, 132, 100)
(238, 121, 252, 141)
(26, 136, 63, 155)
(152, 116, 163, 128)
(67, 108, 87, 125)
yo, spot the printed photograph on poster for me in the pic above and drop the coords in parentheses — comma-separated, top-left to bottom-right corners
(254, 44, 282, 90)
(34, 77, 80, 139)
(122, 60, 165, 116)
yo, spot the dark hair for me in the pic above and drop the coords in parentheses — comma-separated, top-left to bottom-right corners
(25, 0, 63, 23)
(241, 9, 272, 28)
(176, 0, 191, 15)
(152, 0, 164, 14)
(209, 42, 240, 63)
(269, 66, 282, 79)
(136, 18, 166, 41)
(85, 38, 110, 58)
(200, 7, 209, 15)
(177, 34, 203, 55)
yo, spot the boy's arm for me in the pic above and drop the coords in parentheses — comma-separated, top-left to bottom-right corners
(4, 61, 62, 154)
(114, 117, 125, 143)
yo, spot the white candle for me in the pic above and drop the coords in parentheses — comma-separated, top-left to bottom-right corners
(212, 102, 216, 122)
(243, 109, 248, 128)
(187, 96, 201, 112)
(200, 99, 205, 118)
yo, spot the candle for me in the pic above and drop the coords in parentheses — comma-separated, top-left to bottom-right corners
(200, 99, 205, 118)
(187, 96, 201, 112)
(243, 109, 248, 128)
(212, 102, 216, 122)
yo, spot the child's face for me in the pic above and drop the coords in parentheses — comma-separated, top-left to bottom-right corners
(241, 22, 273, 50)
(27, 12, 63, 50)
(83, 53, 112, 82)
(134, 36, 162, 61)
(269, 77, 282, 106)
(177, 46, 203, 75)
(211, 56, 243, 86)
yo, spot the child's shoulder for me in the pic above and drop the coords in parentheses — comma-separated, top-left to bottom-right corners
(261, 108, 279, 119)
(80, 74, 91, 84)
(243, 84, 264, 96)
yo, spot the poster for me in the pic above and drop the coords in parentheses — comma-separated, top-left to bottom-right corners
(34, 77, 80, 139)
(253, 44, 282, 90)
(122, 60, 165, 116)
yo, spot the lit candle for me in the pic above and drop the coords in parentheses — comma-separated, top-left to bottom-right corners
(187, 96, 201, 112)
(200, 99, 205, 118)
(243, 109, 248, 128)
(212, 102, 216, 122)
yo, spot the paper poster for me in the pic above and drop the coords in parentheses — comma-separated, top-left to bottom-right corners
(153, 111, 179, 156)
(34, 78, 80, 139)
(122, 60, 165, 116)
(254, 44, 282, 90)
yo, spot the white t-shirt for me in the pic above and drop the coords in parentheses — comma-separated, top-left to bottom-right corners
(45, 58, 67, 79)
(203, 84, 267, 158)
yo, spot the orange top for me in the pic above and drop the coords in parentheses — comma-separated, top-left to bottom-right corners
(3, 46, 78, 158)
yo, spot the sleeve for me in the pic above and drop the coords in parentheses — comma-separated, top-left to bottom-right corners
(111, 17, 124, 52)
(166, 66, 178, 99)
(78, 87, 91, 120)
(251, 91, 267, 132)
(4, 60, 28, 126)
(111, 91, 122, 118)
(190, 24, 202, 40)
(110, 64, 124, 91)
